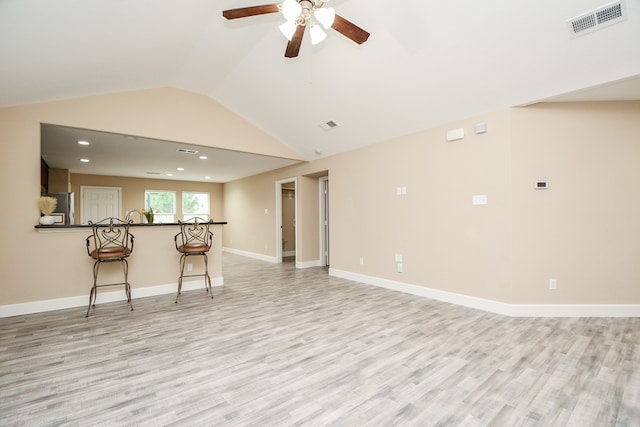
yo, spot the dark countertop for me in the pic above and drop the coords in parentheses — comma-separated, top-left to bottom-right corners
(35, 221, 228, 229)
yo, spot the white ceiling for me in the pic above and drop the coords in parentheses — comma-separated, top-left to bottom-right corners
(2, 0, 640, 182)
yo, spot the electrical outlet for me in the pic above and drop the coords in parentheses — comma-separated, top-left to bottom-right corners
(359, 257, 364, 265)
(549, 279, 557, 290)
(187, 263, 193, 272)
(397, 263, 403, 273)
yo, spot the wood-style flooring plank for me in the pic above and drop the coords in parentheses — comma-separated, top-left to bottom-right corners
(0, 253, 639, 426)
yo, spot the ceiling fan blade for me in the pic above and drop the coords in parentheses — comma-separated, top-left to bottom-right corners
(284, 25, 305, 58)
(332, 14, 370, 45)
(222, 4, 280, 20)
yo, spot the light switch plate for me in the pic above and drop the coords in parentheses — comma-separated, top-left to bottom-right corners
(472, 195, 487, 205)
(446, 128, 465, 142)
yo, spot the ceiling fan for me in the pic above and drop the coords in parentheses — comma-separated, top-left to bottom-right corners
(222, 0, 370, 58)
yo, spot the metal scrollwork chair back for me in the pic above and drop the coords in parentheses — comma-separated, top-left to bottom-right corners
(174, 217, 214, 303)
(85, 217, 135, 317)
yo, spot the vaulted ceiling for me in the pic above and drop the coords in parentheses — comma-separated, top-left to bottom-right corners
(2, 0, 639, 168)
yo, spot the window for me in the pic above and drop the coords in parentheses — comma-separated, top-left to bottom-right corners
(145, 190, 176, 223)
(182, 191, 210, 221)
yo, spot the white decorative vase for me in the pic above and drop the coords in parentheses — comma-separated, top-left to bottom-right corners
(39, 215, 55, 225)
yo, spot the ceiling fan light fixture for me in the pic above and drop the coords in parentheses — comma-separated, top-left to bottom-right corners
(310, 24, 326, 45)
(279, 21, 297, 41)
(222, 1, 370, 58)
(314, 7, 335, 29)
(282, 0, 302, 22)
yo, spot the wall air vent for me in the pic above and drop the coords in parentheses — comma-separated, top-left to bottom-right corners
(567, 0, 626, 38)
(176, 148, 199, 155)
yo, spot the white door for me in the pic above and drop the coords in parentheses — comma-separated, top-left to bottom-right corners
(80, 186, 122, 224)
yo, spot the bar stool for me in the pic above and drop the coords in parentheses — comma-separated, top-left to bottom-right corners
(174, 217, 214, 303)
(85, 217, 135, 317)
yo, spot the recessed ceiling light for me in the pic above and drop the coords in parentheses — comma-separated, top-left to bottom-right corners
(166, 173, 173, 177)
(177, 167, 184, 171)
(204, 176, 211, 180)
(77, 140, 90, 146)
(80, 158, 90, 163)
(199, 155, 208, 160)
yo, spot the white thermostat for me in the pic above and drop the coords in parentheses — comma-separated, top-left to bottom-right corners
(534, 181, 549, 189)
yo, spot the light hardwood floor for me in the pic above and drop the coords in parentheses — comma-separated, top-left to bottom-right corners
(1, 253, 639, 426)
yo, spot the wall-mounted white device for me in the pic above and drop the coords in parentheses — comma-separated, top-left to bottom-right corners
(446, 128, 465, 142)
(472, 194, 487, 205)
(474, 122, 487, 134)
(534, 181, 549, 189)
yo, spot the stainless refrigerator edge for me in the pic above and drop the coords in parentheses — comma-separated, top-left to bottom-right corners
(42, 192, 75, 225)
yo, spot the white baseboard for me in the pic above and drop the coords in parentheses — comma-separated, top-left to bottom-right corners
(509, 304, 640, 317)
(329, 269, 640, 317)
(0, 278, 223, 318)
(283, 251, 296, 257)
(223, 247, 278, 263)
(16, 260, 635, 319)
(296, 260, 322, 269)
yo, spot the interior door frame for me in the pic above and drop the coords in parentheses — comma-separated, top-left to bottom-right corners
(275, 177, 297, 264)
(319, 176, 329, 267)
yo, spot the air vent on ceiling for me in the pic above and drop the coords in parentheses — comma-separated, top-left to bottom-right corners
(319, 120, 339, 131)
(567, 0, 626, 38)
(176, 148, 199, 155)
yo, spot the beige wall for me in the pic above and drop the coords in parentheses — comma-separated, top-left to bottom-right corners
(510, 102, 640, 304)
(0, 88, 300, 306)
(71, 174, 224, 224)
(298, 174, 321, 262)
(222, 167, 325, 263)
(48, 168, 70, 193)
(224, 109, 513, 301)
(223, 102, 640, 305)
(1, 85, 638, 311)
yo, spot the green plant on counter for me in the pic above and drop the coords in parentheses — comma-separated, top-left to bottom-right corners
(141, 208, 154, 224)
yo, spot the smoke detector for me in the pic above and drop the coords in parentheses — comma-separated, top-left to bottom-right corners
(319, 120, 339, 131)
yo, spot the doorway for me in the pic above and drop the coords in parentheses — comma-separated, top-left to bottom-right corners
(275, 178, 297, 264)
